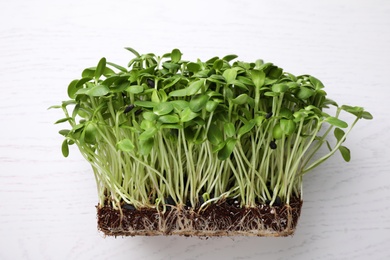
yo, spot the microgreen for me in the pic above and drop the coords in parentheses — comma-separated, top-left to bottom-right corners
(52, 48, 372, 209)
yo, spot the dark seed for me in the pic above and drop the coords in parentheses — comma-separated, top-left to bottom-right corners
(266, 196, 282, 207)
(134, 108, 143, 116)
(185, 199, 192, 208)
(124, 104, 135, 114)
(123, 203, 136, 211)
(270, 140, 277, 149)
(164, 195, 175, 211)
(197, 195, 204, 206)
(274, 196, 282, 207)
(146, 78, 155, 88)
(265, 111, 273, 119)
(165, 195, 175, 205)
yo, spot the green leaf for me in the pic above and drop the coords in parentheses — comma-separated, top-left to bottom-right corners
(254, 116, 264, 126)
(180, 107, 199, 122)
(324, 98, 338, 107)
(309, 76, 324, 90)
(55, 117, 72, 124)
(293, 109, 310, 122)
(237, 76, 254, 86)
(334, 128, 345, 142)
(171, 48, 182, 63)
(67, 79, 79, 99)
(48, 105, 61, 109)
(339, 146, 351, 162)
(304, 105, 322, 115)
(272, 123, 283, 139)
(153, 102, 174, 116)
(95, 57, 106, 80)
(231, 80, 249, 90)
(264, 92, 278, 97)
(84, 123, 97, 144)
(125, 47, 141, 57)
(207, 125, 223, 145)
(139, 128, 157, 140)
(224, 122, 235, 137)
(140, 120, 154, 130)
(268, 66, 283, 79)
(59, 129, 70, 136)
(160, 124, 182, 129)
(187, 62, 201, 73)
(325, 117, 348, 128)
(151, 89, 160, 103)
(107, 61, 127, 72)
(272, 83, 289, 93)
(222, 54, 238, 62)
(341, 105, 373, 120)
(170, 100, 189, 111)
(128, 70, 140, 83)
(279, 108, 293, 119)
(71, 123, 84, 133)
(208, 74, 225, 84)
(139, 138, 154, 156)
(224, 88, 233, 99)
(361, 111, 373, 120)
(186, 79, 205, 95)
(206, 100, 218, 112)
(127, 85, 144, 94)
(134, 100, 157, 108)
(169, 88, 187, 97)
(142, 111, 158, 121)
(189, 94, 209, 112)
(86, 84, 109, 97)
(212, 142, 225, 153)
(103, 67, 115, 77)
(117, 139, 135, 152)
(280, 119, 296, 135)
(163, 62, 181, 71)
(163, 76, 182, 89)
(102, 76, 121, 88)
(213, 59, 223, 70)
(218, 138, 237, 160)
(238, 120, 256, 137)
(251, 70, 265, 89)
(222, 68, 237, 84)
(158, 89, 168, 102)
(61, 139, 69, 157)
(82, 67, 95, 78)
(232, 94, 248, 105)
(297, 86, 315, 100)
(159, 114, 180, 124)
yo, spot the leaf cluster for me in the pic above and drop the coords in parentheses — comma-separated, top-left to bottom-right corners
(51, 48, 372, 208)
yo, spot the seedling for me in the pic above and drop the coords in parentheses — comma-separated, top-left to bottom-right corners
(51, 48, 372, 236)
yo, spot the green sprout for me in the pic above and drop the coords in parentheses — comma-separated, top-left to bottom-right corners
(51, 48, 372, 211)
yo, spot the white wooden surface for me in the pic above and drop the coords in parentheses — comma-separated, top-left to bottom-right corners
(1, 0, 389, 259)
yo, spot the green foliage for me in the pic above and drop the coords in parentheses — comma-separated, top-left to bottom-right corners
(52, 48, 372, 209)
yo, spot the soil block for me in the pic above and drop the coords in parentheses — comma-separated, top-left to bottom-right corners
(97, 197, 302, 237)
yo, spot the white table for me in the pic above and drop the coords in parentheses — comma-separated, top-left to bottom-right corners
(1, 0, 389, 259)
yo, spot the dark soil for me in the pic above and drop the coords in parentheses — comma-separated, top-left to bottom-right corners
(97, 197, 302, 237)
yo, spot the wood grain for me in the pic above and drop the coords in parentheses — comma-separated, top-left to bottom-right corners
(1, 0, 389, 259)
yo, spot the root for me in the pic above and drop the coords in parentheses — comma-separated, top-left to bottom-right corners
(97, 197, 302, 237)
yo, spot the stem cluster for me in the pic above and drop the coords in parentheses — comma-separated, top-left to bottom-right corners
(52, 48, 372, 209)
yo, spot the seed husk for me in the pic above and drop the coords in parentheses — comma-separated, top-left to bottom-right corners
(265, 111, 273, 119)
(147, 79, 155, 88)
(270, 140, 277, 149)
(124, 104, 135, 114)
